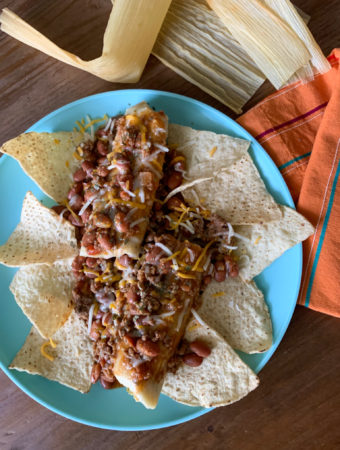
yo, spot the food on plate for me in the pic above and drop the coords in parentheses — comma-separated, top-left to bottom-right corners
(1, 132, 84, 203)
(9, 311, 94, 393)
(167, 123, 251, 179)
(168, 155, 282, 225)
(0, 191, 78, 266)
(234, 205, 315, 281)
(162, 315, 259, 407)
(109, 235, 204, 408)
(0, 102, 314, 410)
(198, 277, 272, 353)
(75, 102, 168, 259)
(10, 259, 75, 339)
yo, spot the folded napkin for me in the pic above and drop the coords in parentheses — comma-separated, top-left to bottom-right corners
(238, 49, 340, 318)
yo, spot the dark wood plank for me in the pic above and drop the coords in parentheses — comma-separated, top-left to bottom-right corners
(0, 1, 339, 449)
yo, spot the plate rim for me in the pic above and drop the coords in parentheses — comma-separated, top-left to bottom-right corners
(0, 89, 301, 430)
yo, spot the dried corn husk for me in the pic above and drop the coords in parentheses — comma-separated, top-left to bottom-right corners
(262, 0, 330, 84)
(207, 0, 312, 89)
(153, 0, 265, 114)
(0, 0, 171, 82)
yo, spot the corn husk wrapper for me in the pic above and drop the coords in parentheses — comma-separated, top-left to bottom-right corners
(0, 0, 171, 82)
(262, 0, 330, 84)
(207, 0, 313, 89)
(153, 0, 265, 114)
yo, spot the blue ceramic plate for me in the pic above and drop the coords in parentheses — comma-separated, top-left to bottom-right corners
(0, 90, 300, 430)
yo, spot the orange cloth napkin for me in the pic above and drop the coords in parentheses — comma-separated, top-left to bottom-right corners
(238, 50, 340, 318)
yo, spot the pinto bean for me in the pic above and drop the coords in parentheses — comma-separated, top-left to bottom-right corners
(69, 194, 83, 211)
(118, 254, 133, 268)
(97, 140, 109, 156)
(67, 182, 82, 199)
(114, 211, 129, 233)
(87, 245, 102, 256)
(97, 233, 114, 250)
(97, 166, 109, 177)
(89, 322, 102, 341)
(73, 168, 87, 182)
(93, 213, 112, 228)
(214, 260, 226, 282)
(102, 312, 113, 327)
(69, 213, 84, 227)
(183, 353, 203, 367)
(189, 340, 211, 358)
(72, 256, 85, 272)
(124, 335, 137, 348)
(81, 208, 92, 224)
(167, 171, 183, 190)
(145, 245, 163, 264)
(166, 195, 182, 210)
(81, 160, 95, 176)
(91, 363, 101, 384)
(86, 258, 98, 268)
(81, 231, 96, 246)
(126, 287, 139, 304)
(136, 339, 160, 358)
(224, 255, 239, 278)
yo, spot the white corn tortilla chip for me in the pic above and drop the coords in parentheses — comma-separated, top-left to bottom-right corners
(10, 258, 75, 339)
(1, 131, 84, 203)
(235, 205, 315, 281)
(0, 191, 78, 267)
(180, 155, 282, 224)
(162, 316, 259, 407)
(9, 311, 93, 393)
(168, 124, 250, 178)
(198, 278, 272, 353)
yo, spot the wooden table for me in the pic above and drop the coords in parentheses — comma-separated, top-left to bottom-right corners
(0, 1, 339, 449)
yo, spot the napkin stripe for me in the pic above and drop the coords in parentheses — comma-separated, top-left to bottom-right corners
(279, 152, 311, 171)
(255, 102, 328, 140)
(304, 156, 340, 307)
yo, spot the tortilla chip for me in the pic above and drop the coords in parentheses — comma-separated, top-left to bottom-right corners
(168, 124, 250, 178)
(198, 277, 272, 353)
(162, 316, 259, 407)
(180, 155, 282, 224)
(0, 191, 78, 267)
(1, 131, 84, 203)
(10, 258, 75, 338)
(235, 205, 315, 281)
(9, 311, 93, 393)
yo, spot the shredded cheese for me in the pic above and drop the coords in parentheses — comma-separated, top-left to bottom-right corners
(209, 146, 217, 157)
(65, 160, 70, 168)
(109, 198, 146, 209)
(176, 299, 190, 332)
(169, 156, 185, 167)
(177, 272, 196, 279)
(87, 303, 95, 335)
(40, 341, 55, 362)
(63, 200, 79, 221)
(212, 292, 225, 298)
(54, 138, 60, 145)
(163, 250, 181, 262)
(75, 120, 85, 134)
(254, 236, 262, 245)
(49, 338, 57, 348)
(191, 309, 205, 327)
(155, 242, 173, 256)
(192, 240, 215, 272)
(72, 151, 82, 161)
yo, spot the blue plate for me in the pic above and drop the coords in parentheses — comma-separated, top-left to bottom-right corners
(0, 90, 300, 430)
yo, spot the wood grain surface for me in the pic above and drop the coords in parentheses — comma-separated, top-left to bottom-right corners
(0, 1, 340, 449)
